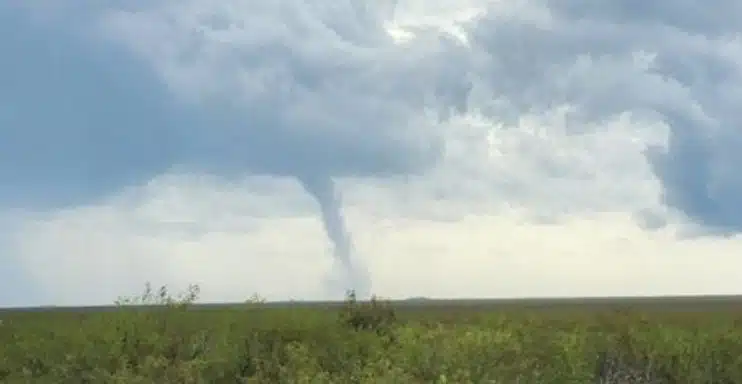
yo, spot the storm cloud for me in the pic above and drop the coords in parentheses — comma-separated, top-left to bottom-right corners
(1, 0, 474, 296)
(3, 0, 742, 305)
(2, 1, 471, 204)
(459, 0, 742, 233)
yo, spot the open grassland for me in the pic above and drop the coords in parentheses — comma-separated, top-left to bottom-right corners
(3, 286, 742, 383)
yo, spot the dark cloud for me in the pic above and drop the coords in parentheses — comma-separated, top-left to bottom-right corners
(1, 2, 472, 209)
(465, 1, 742, 234)
(0, 6, 189, 209)
(547, 0, 742, 36)
(1, 1, 473, 296)
(5, 0, 742, 253)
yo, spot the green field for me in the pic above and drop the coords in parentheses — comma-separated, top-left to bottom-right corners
(2, 285, 742, 383)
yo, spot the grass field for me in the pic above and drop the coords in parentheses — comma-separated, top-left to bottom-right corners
(2, 285, 742, 383)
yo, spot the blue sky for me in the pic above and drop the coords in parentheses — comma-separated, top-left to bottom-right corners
(2, 0, 742, 306)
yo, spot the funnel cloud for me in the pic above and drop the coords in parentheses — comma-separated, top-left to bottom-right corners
(298, 175, 370, 297)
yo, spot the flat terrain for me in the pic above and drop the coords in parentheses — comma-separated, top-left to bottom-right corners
(4, 291, 742, 382)
(3, 294, 742, 313)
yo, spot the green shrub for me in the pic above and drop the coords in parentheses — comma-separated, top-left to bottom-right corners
(338, 290, 397, 336)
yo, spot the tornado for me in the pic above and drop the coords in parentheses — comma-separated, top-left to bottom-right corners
(2, 1, 474, 303)
(297, 174, 371, 298)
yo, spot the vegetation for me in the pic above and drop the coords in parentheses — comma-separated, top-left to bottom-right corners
(2, 284, 742, 383)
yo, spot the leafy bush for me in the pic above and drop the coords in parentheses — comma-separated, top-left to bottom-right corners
(338, 290, 397, 335)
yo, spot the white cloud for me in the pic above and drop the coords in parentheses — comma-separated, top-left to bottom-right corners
(13, 176, 328, 305)
(13, 176, 742, 306)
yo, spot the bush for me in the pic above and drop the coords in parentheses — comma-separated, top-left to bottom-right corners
(338, 290, 397, 335)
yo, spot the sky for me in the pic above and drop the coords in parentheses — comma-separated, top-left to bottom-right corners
(2, 0, 742, 307)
